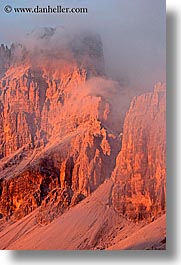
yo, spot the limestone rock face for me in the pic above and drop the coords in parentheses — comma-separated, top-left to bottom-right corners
(0, 29, 166, 226)
(0, 32, 106, 159)
(0, 31, 121, 222)
(0, 119, 119, 222)
(112, 83, 166, 221)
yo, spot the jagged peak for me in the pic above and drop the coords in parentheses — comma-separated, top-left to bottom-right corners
(154, 82, 166, 93)
(0, 27, 105, 78)
(28, 27, 56, 40)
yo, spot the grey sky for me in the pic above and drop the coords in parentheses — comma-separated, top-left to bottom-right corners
(0, 0, 165, 91)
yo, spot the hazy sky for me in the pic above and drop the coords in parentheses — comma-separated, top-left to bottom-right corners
(0, 0, 166, 91)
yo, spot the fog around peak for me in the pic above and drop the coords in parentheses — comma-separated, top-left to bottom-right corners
(0, 0, 165, 91)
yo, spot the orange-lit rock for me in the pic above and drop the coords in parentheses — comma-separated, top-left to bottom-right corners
(0, 30, 166, 228)
(0, 33, 122, 222)
(0, 119, 120, 222)
(112, 83, 166, 221)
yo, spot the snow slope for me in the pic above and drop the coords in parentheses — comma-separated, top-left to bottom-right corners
(108, 214, 166, 250)
(0, 179, 166, 250)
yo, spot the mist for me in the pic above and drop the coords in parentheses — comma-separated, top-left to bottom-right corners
(0, 0, 166, 91)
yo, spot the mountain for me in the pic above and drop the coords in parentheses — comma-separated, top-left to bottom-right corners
(0, 30, 128, 223)
(112, 83, 166, 222)
(0, 179, 166, 250)
(0, 28, 166, 249)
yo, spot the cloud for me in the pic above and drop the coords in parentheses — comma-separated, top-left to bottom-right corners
(0, 0, 166, 91)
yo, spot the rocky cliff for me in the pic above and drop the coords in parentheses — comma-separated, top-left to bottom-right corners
(0, 120, 120, 222)
(112, 82, 166, 221)
(0, 30, 121, 222)
(0, 30, 107, 159)
(0, 28, 166, 227)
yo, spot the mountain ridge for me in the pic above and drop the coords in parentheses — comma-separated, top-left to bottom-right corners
(0, 29, 166, 249)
